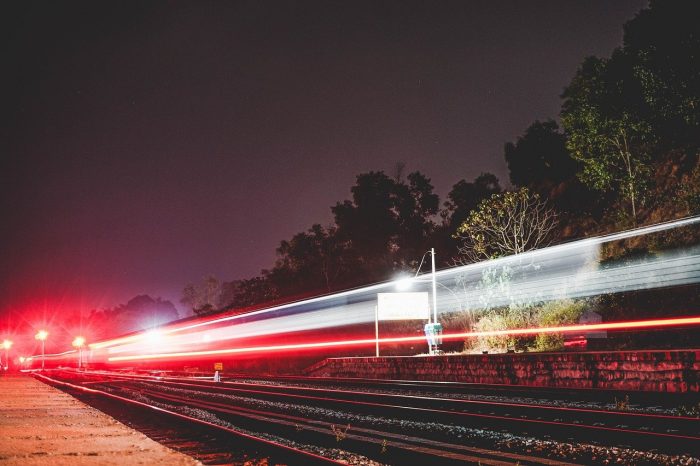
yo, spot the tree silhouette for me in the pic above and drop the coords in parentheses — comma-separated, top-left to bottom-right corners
(504, 120, 578, 191)
(454, 188, 558, 264)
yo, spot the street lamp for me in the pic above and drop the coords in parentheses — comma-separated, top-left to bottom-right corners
(72, 336, 85, 369)
(35, 330, 48, 371)
(394, 248, 442, 355)
(2, 339, 12, 370)
(397, 248, 438, 320)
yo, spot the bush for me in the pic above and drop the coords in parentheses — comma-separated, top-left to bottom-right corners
(467, 306, 536, 353)
(533, 299, 587, 351)
(465, 300, 587, 353)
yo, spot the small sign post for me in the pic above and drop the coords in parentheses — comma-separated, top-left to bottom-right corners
(375, 305, 379, 357)
(214, 362, 223, 382)
(376, 292, 430, 356)
(377, 292, 430, 320)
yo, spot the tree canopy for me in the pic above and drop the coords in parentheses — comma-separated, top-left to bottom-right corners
(267, 224, 347, 296)
(181, 275, 223, 316)
(561, 54, 654, 224)
(442, 173, 501, 232)
(90, 295, 179, 336)
(622, 0, 700, 149)
(331, 171, 439, 282)
(560, 1, 700, 224)
(504, 120, 578, 191)
(453, 188, 558, 263)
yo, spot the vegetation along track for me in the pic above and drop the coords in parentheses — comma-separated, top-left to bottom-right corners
(42, 370, 700, 464)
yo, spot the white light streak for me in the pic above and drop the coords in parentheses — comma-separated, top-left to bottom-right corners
(93, 216, 700, 360)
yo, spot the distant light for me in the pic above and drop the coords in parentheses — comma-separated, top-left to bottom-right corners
(19, 356, 26, 363)
(72, 336, 86, 348)
(35, 330, 48, 341)
(2, 339, 12, 350)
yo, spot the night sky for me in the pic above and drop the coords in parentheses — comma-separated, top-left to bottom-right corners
(1, 1, 647, 328)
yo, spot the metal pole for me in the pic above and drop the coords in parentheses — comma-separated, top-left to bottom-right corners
(41, 340, 45, 371)
(431, 248, 437, 325)
(375, 305, 379, 357)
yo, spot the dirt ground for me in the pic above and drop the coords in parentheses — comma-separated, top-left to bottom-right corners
(0, 374, 202, 465)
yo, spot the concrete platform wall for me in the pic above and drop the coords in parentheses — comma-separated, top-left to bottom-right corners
(305, 349, 700, 392)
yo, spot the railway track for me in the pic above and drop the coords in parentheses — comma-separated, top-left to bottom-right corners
(124, 370, 700, 407)
(230, 373, 700, 407)
(40, 370, 700, 464)
(35, 373, 344, 466)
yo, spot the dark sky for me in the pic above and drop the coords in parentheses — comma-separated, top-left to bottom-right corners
(1, 0, 647, 323)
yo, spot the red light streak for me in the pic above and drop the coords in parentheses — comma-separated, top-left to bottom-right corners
(108, 315, 700, 362)
(89, 335, 140, 349)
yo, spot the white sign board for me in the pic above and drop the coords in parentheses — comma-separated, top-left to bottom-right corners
(377, 292, 430, 321)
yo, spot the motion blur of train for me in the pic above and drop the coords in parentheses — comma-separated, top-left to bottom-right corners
(21, 216, 700, 374)
(24, 281, 423, 373)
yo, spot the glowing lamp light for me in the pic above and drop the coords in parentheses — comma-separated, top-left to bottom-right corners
(2, 339, 13, 370)
(19, 356, 26, 364)
(72, 336, 86, 348)
(394, 276, 414, 291)
(35, 330, 48, 370)
(72, 336, 86, 369)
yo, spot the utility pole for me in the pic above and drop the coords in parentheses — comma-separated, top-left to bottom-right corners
(431, 247, 437, 325)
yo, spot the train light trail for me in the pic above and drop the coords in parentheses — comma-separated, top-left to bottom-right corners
(69, 216, 700, 370)
(107, 315, 700, 362)
(91, 248, 700, 356)
(89, 333, 148, 350)
(145, 329, 163, 344)
(92, 216, 700, 354)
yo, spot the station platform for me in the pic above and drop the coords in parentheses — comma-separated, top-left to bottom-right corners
(0, 374, 201, 465)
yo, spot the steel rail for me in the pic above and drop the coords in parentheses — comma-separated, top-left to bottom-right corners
(248, 373, 700, 406)
(33, 372, 344, 466)
(133, 385, 571, 466)
(83, 368, 700, 406)
(91, 375, 700, 456)
(89, 372, 698, 436)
